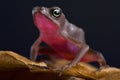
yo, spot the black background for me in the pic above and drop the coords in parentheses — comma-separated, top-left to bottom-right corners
(0, 0, 119, 67)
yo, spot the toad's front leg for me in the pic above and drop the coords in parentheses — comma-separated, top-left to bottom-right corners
(30, 37, 42, 61)
(60, 43, 89, 72)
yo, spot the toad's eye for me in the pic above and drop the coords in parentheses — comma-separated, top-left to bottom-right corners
(51, 8, 62, 18)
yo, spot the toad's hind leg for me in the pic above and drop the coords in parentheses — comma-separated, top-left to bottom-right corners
(81, 49, 107, 67)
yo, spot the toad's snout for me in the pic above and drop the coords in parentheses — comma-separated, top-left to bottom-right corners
(32, 6, 43, 15)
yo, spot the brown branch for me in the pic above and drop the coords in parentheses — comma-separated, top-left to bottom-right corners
(0, 51, 120, 80)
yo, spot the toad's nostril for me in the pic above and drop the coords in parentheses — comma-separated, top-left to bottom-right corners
(32, 6, 42, 15)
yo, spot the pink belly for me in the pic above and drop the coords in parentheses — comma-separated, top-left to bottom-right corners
(43, 34, 80, 60)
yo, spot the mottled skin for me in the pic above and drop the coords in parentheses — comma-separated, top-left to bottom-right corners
(31, 6, 107, 69)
